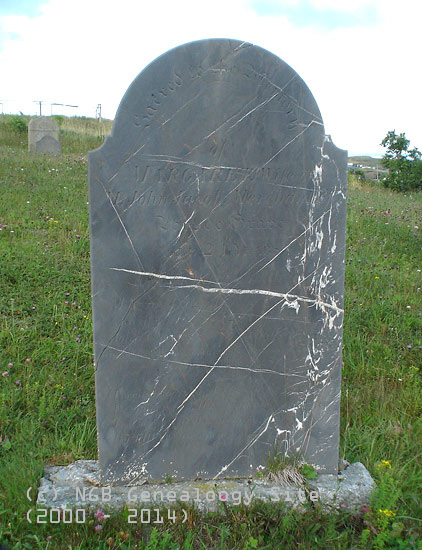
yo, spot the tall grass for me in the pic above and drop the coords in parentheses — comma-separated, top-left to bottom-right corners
(0, 117, 421, 549)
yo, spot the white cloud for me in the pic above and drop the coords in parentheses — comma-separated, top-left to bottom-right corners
(1, 0, 421, 155)
(309, 0, 375, 12)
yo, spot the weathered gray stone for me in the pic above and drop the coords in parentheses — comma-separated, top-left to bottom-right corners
(28, 116, 61, 154)
(37, 460, 374, 513)
(308, 462, 375, 510)
(88, 39, 347, 485)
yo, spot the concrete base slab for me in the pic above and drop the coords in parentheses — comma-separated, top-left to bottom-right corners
(37, 460, 375, 514)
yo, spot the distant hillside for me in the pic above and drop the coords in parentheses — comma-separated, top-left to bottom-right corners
(348, 155, 388, 181)
(348, 156, 384, 169)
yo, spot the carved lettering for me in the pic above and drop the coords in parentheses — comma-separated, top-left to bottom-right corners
(133, 71, 184, 129)
(135, 165, 151, 183)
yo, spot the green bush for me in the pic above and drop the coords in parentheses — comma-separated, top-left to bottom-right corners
(381, 130, 422, 192)
(8, 115, 28, 134)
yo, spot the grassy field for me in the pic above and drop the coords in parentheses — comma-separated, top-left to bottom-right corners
(0, 114, 112, 153)
(0, 116, 421, 549)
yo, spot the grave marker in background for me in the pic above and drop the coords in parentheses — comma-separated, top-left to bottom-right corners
(28, 116, 61, 155)
(88, 39, 347, 485)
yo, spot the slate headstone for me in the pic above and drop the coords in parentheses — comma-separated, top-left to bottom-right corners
(28, 116, 61, 154)
(88, 39, 347, 485)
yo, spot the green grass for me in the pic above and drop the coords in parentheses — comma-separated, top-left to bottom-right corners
(0, 117, 421, 549)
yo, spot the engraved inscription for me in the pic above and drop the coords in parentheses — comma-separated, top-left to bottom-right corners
(134, 164, 298, 186)
(134, 71, 183, 130)
(106, 161, 325, 214)
(134, 59, 300, 133)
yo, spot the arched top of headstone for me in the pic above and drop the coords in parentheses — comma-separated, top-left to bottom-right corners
(92, 38, 330, 173)
(28, 116, 59, 132)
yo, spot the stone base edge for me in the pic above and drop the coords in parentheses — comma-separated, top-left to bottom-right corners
(37, 460, 375, 514)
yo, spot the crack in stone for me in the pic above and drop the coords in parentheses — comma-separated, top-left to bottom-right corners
(102, 345, 305, 379)
(109, 268, 343, 313)
(109, 267, 218, 285)
(175, 210, 195, 242)
(229, 92, 279, 129)
(251, 70, 323, 123)
(173, 284, 342, 313)
(168, 360, 289, 377)
(161, 91, 204, 126)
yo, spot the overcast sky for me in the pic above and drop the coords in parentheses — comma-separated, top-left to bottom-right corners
(1, 0, 421, 156)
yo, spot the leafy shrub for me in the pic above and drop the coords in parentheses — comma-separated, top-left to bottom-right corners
(8, 115, 28, 134)
(381, 130, 422, 192)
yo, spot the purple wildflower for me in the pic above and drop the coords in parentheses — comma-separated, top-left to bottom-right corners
(95, 509, 105, 521)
